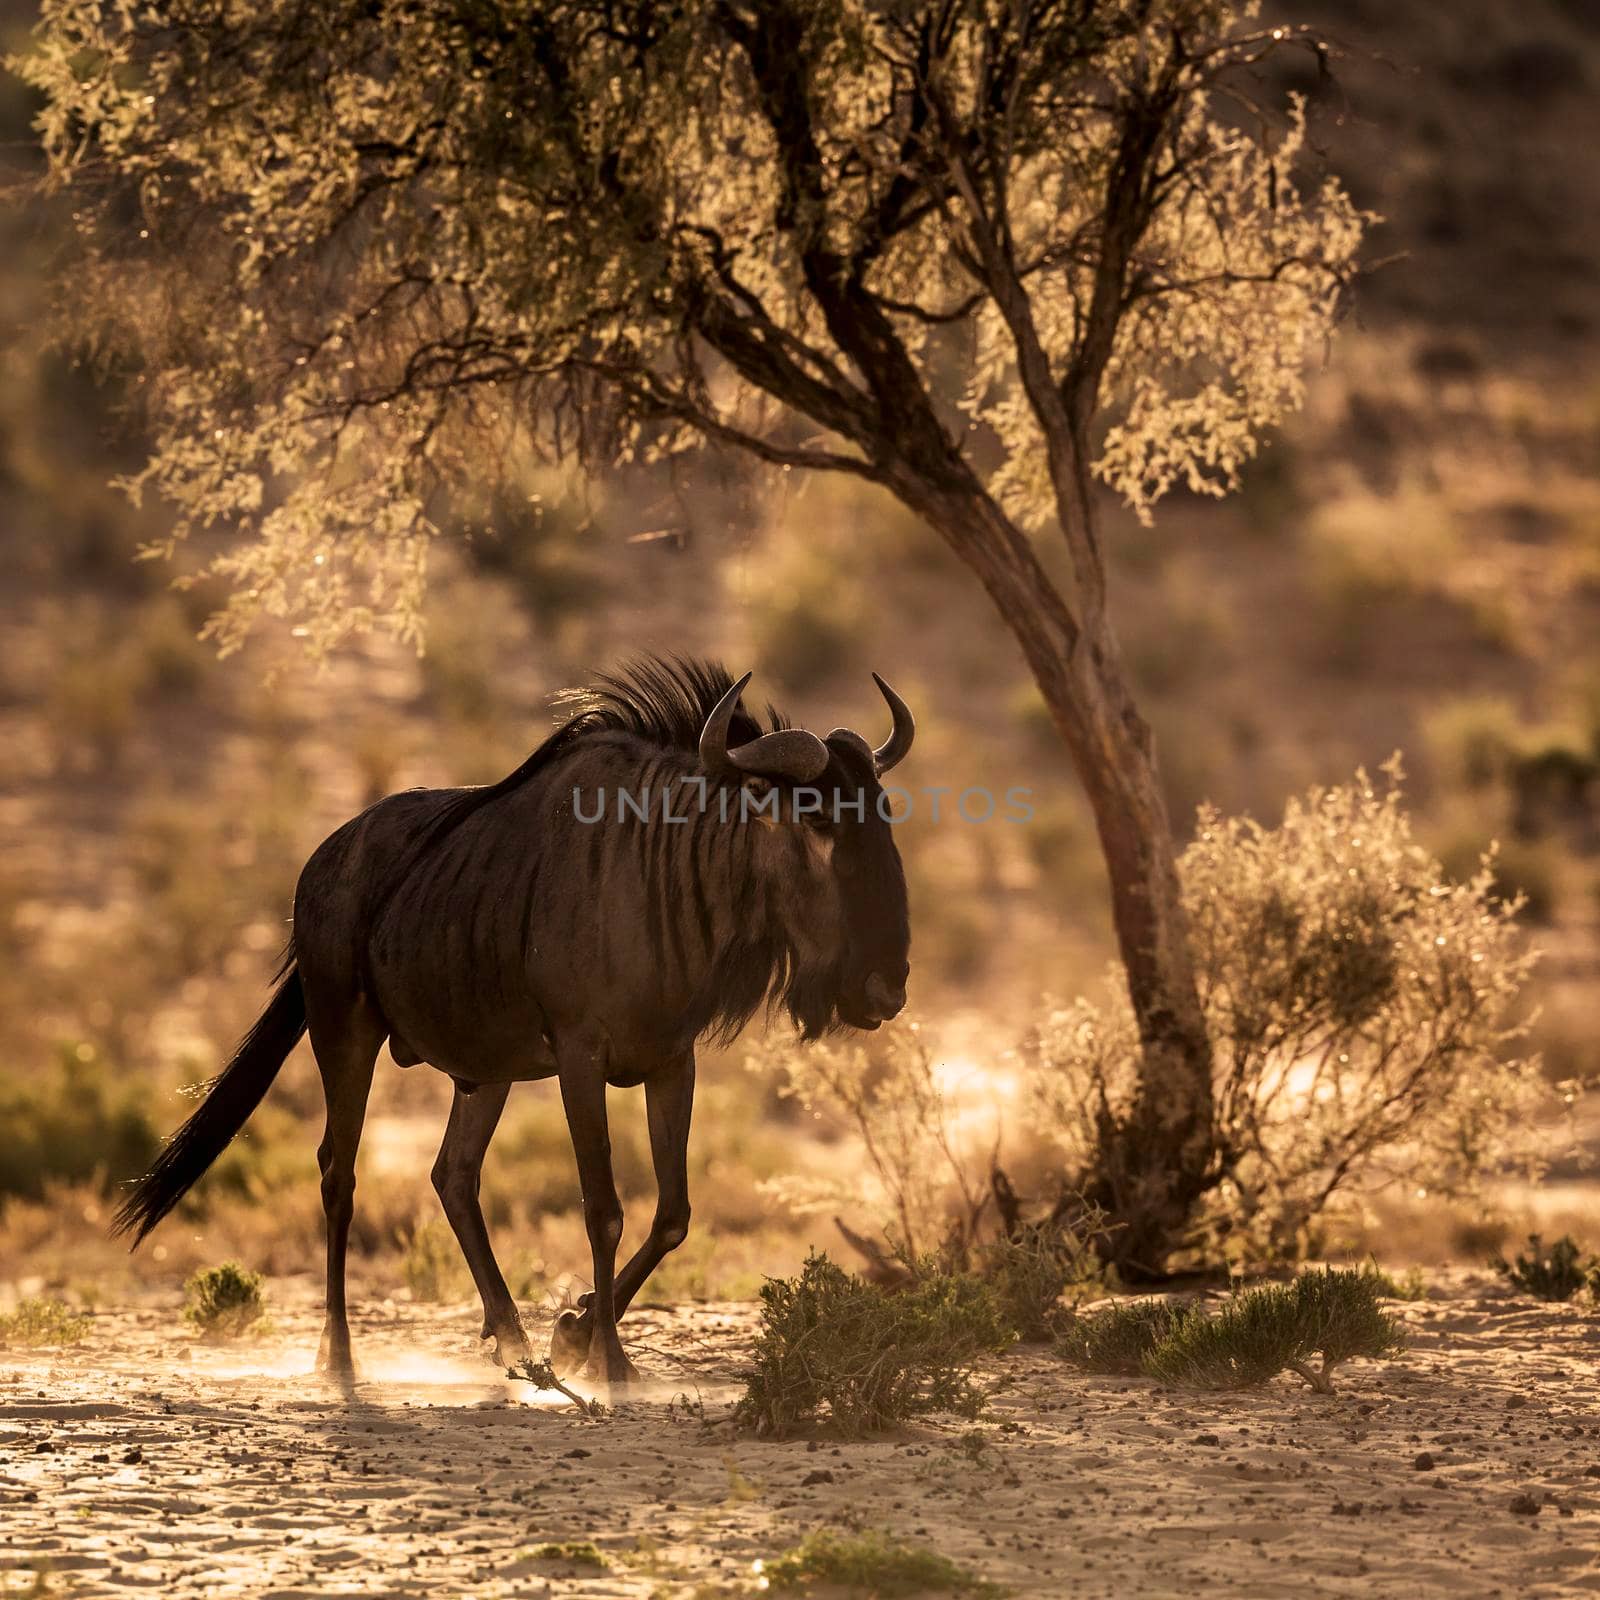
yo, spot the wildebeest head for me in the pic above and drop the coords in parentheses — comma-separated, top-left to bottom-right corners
(700, 672, 913, 1036)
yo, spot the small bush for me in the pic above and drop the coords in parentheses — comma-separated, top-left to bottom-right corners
(401, 1217, 470, 1303)
(1279, 1268, 1409, 1392)
(1361, 1261, 1428, 1302)
(0, 1297, 91, 1348)
(182, 1262, 269, 1340)
(1492, 1234, 1598, 1302)
(979, 1223, 1104, 1342)
(735, 1252, 1013, 1438)
(1057, 1299, 1187, 1376)
(526, 1542, 606, 1569)
(1063, 1269, 1405, 1394)
(1027, 767, 1545, 1266)
(762, 1529, 999, 1597)
(1142, 1283, 1308, 1390)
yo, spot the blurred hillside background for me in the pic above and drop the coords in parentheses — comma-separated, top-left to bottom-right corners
(2, 1, 1598, 1302)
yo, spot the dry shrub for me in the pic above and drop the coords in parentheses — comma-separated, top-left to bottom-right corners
(977, 1220, 1105, 1343)
(753, 1023, 1107, 1336)
(1028, 766, 1549, 1265)
(752, 1026, 989, 1265)
(0, 1043, 160, 1203)
(735, 1251, 1013, 1438)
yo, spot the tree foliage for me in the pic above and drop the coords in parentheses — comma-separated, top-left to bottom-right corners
(20, 0, 1364, 652)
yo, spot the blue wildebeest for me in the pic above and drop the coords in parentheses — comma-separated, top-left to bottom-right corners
(114, 657, 913, 1384)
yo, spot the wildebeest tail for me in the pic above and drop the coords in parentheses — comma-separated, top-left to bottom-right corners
(113, 953, 307, 1247)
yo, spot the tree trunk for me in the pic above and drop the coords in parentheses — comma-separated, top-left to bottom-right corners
(1056, 623, 1215, 1279)
(888, 470, 1214, 1278)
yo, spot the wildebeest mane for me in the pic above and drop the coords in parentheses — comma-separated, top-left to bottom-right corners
(368, 654, 785, 928)
(556, 653, 786, 751)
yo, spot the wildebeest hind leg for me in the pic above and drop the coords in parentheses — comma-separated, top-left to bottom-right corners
(308, 992, 382, 1382)
(432, 1081, 532, 1366)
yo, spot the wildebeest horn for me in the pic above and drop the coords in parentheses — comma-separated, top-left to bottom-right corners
(700, 672, 831, 782)
(868, 672, 914, 774)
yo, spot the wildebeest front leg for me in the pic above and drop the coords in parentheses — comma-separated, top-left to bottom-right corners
(551, 1041, 639, 1385)
(432, 1081, 532, 1367)
(612, 1053, 695, 1317)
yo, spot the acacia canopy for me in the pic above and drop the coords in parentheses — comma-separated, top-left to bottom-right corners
(25, 0, 1363, 653)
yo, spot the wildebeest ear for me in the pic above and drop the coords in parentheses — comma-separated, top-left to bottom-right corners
(825, 728, 876, 773)
(825, 675, 914, 776)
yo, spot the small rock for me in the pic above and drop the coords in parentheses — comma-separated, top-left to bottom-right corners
(1505, 1396, 1527, 1411)
(802, 1469, 834, 1486)
(1509, 1493, 1541, 1516)
(1412, 1452, 1435, 1472)
(122, 1447, 142, 1465)
(33, 1440, 54, 1454)
(1584, 1465, 1600, 1478)
(562, 1448, 591, 1459)
(1193, 1433, 1221, 1447)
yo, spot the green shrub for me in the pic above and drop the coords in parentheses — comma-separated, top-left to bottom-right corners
(761, 1528, 999, 1597)
(0, 1297, 91, 1348)
(1141, 1283, 1308, 1390)
(1492, 1234, 1598, 1302)
(1286, 1268, 1410, 1390)
(978, 1223, 1104, 1343)
(0, 1043, 161, 1203)
(526, 1542, 606, 1569)
(735, 1252, 1013, 1438)
(1063, 1270, 1406, 1394)
(1360, 1261, 1428, 1301)
(1057, 1298, 1187, 1376)
(400, 1217, 470, 1303)
(182, 1262, 269, 1340)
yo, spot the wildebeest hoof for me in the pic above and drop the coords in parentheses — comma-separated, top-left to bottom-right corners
(548, 1308, 592, 1379)
(583, 1346, 641, 1387)
(487, 1327, 533, 1368)
(315, 1340, 358, 1385)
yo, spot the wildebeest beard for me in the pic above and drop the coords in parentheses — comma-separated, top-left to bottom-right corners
(687, 931, 848, 1046)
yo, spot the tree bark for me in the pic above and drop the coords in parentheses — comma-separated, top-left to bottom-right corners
(884, 468, 1213, 1279)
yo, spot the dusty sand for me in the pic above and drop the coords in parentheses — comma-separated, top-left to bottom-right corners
(3, 1272, 1599, 1598)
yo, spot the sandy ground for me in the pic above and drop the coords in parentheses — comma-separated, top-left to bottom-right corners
(3, 1273, 1600, 1599)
